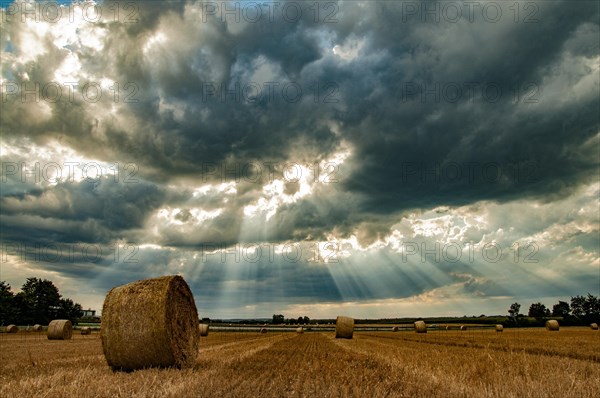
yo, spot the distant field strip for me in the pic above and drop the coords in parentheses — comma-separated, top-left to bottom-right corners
(358, 328, 600, 362)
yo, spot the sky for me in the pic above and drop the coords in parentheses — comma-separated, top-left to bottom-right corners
(0, 0, 598, 319)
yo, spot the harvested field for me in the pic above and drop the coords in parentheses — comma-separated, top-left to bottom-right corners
(1, 327, 599, 397)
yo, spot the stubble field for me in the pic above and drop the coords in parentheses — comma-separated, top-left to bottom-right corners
(1, 327, 599, 397)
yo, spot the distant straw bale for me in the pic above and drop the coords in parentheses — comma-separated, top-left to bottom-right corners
(47, 320, 72, 340)
(335, 316, 354, 339)
(545, 320, 559, 331)
(414, 321, 427, 333)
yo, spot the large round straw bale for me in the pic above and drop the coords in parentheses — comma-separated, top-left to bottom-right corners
(414, 321, 427, 333)
(335, 316, 354, 339)
(260, 328, 267, 334)
(545, 320, 559, 331)
(591, 323, 599, 330)
(392, 326, 399, 332)
(199, 324, 209, 337)
(81, 326, 91, 335)
(460, 325, 468, 331)
(495, 324, 504, 332)
(296, 327, 304, 334)
(47, 320, 72, 340)
(32, 324, 42, 332)
(6, 324, 18, 333)
(101, 275, 200, 371)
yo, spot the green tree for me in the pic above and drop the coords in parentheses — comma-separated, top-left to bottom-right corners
(528, 302, 550, 318)
(571, 294, 600, 323)
(552, 301, 570, 318)
(508, 302, 521, 317)
(20, 277, 61, 324)
(58, 298, 83, 322)
(0, 281, 15, 325)
(272, 314, 284, 324)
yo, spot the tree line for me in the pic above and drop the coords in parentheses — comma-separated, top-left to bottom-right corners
(272, 314, 311, 325)
(0, 278, 83, 325)
(508, 294, 600, 325)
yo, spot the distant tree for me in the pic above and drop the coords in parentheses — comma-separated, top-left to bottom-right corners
(19, 278, 61, 324)
(303, 316, 310, 324)
(528, 302, 550, 318)
(0, 281, 15, 325)
(57, 298, 83, 323)
(272, 314, 284, 324)
(508, 302, 521, 318)
(571, 294, 600, 323)
(552, 301, 570, 318)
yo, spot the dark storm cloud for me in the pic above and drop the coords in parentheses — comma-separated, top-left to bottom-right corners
(1, 1, 598, 316)
(1, 176, 165, 244)
(331, 0, 600, 212)
(3, 1, 596, 215)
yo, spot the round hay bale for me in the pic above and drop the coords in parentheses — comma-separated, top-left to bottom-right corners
(199, 324, 209, 337)
(32, 324, 42, 332)
(6, 324, 18, 333)
(392, 326, 399, 332)
(414, 321, 427, 333)
(260, 328, 267, 334)
(545, 320, 559, 331)
(335, 316, 354, 339)
(101, 275, 200, 371)
(296, 327, 304, 334)
(495, 324, 504, 332)
(590, 323, 598, 330)
(81, 326, 91, 335)
(47, 320, 72, 340)
(460, 325, 468, 331)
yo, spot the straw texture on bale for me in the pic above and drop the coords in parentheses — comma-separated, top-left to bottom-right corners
(6, 324, 18, 333)
(591, 323, 599, 330)
(392, 326, 399, 332)
(495, 324, 504, 332)
(260, 328, 267, 334)
(47, 320, 72, 340)
(81, 326, 91, 335)
(32, 324, 42, 332)
(460, 325, 468, 331)
(414, 321, 427, 333)
(545, 320, 559, 331)
(101, 275, 200, 371)
(335, 316, 354, 339)
(296, 327, 304, 334)
(199, 324, 209, 337)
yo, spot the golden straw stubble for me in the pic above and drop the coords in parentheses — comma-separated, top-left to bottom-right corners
(101, 275, 200, 371)
(335, 316, 354, 339)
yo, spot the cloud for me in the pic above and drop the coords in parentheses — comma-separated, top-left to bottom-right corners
(1, 0, 598, 317)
